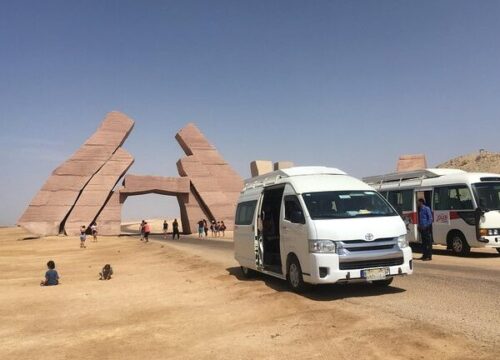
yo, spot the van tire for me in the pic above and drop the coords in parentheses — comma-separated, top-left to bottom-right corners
(240, 266, 255, 278)
(449, 232, 470, 256)
(286, 256, 309, 293)
(372, 277, 394, 287)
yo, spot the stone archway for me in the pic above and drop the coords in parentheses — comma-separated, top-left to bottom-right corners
(18, 112, 243, 236)
(113, 174, 211, 235)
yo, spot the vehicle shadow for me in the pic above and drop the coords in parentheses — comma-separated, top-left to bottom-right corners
(226, 267, 406, 301)
(410, 244, 499, 258)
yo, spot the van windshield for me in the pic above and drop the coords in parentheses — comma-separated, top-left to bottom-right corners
(472, 182, 500, 210)
(302, 191, 397, 219)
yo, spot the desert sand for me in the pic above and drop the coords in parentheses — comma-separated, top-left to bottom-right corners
(0, 226, 497, 360)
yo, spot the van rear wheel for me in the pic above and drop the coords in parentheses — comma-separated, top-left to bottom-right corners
(287, 256, 309, 293)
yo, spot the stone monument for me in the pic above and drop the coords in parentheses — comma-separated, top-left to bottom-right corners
(17, 112, 243, 236)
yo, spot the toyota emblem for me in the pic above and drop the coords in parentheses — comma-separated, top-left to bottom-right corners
(365, 233, 375, 241)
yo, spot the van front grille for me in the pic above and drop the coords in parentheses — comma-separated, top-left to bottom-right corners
(340, 237, 397, 252)
(339, 257, 404, 270)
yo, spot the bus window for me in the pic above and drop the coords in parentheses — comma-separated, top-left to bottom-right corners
(387, 190, 413, 214)
(434, 186, 473, 210)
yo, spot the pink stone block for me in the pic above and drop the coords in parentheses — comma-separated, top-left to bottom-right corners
(397, 154, 427, 172)
(274, 161, 295, 171)
(250, 160, 274, 177)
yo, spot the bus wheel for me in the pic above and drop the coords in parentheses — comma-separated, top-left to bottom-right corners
(372, 277, 394, 287)
(450, 233, 470, 256)
(240, 266, 255, 278)
(287, 256, 309, 293)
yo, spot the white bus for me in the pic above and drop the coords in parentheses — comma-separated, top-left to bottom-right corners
(364, 169, 500, 256)
(234, 167, 413, 292)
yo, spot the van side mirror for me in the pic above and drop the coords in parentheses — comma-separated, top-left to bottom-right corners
(290, 210, 305, 224)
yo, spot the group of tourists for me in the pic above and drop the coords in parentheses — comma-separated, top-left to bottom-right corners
(163, 219, 181, 239)
(79, 223, 98, 248)
(198, 219, 226, 238)
(139, 219, 181, 242)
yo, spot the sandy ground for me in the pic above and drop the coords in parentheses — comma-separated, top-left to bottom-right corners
(0, 226, 498, 360)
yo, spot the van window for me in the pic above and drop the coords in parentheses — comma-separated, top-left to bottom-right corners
(387, 190, 413, 214)
(302, 191, 397, 219)
(235, 201, 257, 225)
(434, 185, 473, 210)
(284, 195, 305, 224)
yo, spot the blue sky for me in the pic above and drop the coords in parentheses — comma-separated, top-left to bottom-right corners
(1, 0, 500, 225)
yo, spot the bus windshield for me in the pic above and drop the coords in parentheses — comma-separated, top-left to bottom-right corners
(472, 182, 500, 210)
(302, 191, 397, 219)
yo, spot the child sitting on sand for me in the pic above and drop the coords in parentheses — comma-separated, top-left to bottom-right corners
(99, 264, 113, 280)
(40, 260, 59, 286)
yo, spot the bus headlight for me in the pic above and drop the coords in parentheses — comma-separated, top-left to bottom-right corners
(397, 234, 409, 248)
(309, 240, 336, 253)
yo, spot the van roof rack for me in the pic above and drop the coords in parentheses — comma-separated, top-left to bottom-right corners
(363, 168, 466, 186)
(243, 166, 346, 191)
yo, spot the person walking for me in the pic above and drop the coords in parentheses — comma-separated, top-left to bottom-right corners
(197, 219, 204, 238)
(172, 219, 180, 240)
(80, 226, 87, 248)
(91, 223, 98, 242)
(163, 220, 169, 239)
(143, 221, 151, 243)
(215, 221, 221, 237)
(220, 221, 226, 237)
(210, 220, 216, 237)
(139, 220, 145, 241)
(203, 219, 209, 237)
(418, 199, 433, 261)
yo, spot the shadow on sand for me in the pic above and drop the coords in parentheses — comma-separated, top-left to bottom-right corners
(410, 243, 500, 258)
(226, 266, 406, 301)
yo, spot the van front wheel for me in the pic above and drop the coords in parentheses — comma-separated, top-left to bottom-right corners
(287, 257, 309, 293)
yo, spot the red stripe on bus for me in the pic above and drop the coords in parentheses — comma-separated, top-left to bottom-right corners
(403, 211, 418, 224)
(450, 211, 460, 220)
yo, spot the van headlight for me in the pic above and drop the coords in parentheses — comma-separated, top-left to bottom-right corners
(397, 234, 409, 248)
(309, 240, 336, 253)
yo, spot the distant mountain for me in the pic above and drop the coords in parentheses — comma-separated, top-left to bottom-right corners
(437, 151, 500, 173)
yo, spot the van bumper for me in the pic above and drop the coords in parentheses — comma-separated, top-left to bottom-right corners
(304, 247, 413, 284)
(475, 235, 500, 249)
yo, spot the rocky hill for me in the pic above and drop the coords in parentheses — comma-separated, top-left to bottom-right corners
(437, 150, 500, 173)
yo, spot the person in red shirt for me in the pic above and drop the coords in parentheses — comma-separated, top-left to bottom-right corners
(143, 221, 152, 243)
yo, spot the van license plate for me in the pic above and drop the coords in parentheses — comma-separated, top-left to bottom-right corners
(362, 268, 388, 281)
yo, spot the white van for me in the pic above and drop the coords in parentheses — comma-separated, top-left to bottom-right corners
(233, 167, 413, 292)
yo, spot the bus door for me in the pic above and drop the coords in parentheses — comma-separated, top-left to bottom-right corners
(416, 189, 433, 243)
(386, 189, 417, 243)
